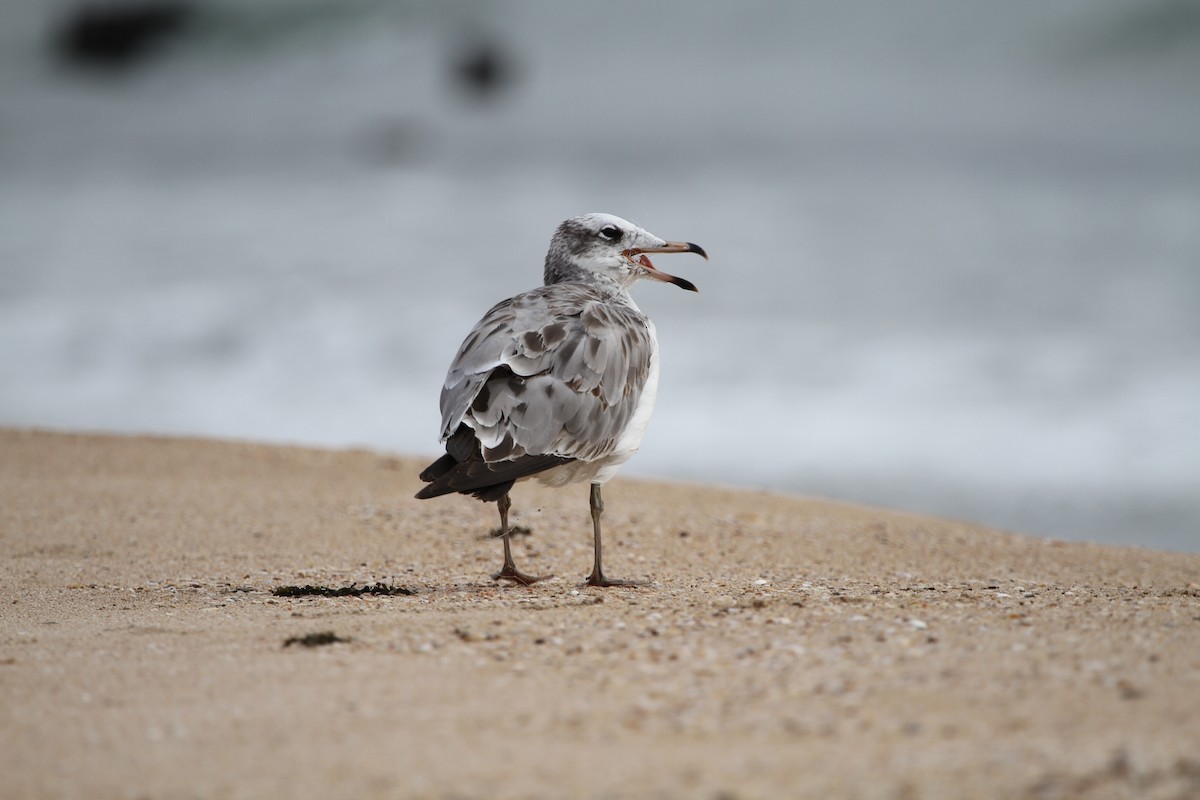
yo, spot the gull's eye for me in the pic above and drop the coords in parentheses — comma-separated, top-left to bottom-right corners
(598, 225, 623, 242)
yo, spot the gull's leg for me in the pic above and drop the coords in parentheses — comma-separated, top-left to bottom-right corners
(584, 483, 646, 587)
(491, 492, 550, 585)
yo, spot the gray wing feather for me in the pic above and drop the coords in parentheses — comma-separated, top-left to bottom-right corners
(437, 285, 653, 464)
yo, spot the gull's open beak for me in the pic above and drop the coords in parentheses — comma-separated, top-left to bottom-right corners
(624, 241, 708, 292)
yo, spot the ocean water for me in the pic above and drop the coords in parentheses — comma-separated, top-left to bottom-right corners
(2, 1, 1198, 551)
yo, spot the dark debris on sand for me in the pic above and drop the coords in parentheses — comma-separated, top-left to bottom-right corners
(271, 583, 416, 598)
(282, 631, 350, 648)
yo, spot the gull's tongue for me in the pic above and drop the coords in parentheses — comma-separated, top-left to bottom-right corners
(637, 254, 655, 269)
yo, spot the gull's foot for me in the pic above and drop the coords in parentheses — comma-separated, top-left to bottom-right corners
(583, 572, 649, 588)
(492, 564, 552, 585)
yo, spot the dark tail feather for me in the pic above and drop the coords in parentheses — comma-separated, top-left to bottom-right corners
(418, 452, 457, 483)
(415, 424, 484, 489)
(415, 424, 573, 502)
(415, 475, 515, 502)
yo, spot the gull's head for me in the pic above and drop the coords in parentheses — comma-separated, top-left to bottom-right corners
(544, 213, 707, 291)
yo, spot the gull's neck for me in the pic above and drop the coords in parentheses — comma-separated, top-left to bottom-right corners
(543, 254, 627, 296)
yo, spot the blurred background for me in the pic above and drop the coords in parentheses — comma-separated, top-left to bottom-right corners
(2, 1, 1197, 551)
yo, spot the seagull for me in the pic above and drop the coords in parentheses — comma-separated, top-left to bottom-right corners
(415, 213, 707, 586)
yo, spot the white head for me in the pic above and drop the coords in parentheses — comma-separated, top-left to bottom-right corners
(543, 213, 706, 291)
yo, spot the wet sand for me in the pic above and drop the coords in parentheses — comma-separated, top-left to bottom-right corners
(2, 429, 1199, 799)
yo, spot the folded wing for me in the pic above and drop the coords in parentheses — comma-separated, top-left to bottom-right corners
(417, 284, 654, 499)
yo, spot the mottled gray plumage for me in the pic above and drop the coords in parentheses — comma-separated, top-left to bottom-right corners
(416, 213, 706, 586)
(437, 284, 654, 465)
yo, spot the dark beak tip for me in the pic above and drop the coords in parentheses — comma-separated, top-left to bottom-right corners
(688, 242, 709, 261)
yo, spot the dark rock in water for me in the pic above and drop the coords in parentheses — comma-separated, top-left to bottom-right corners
(452, 36, 519, 101)
(52, 1, 195, 70)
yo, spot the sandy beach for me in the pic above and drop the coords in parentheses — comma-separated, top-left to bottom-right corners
(2, 428, 1198, 799)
